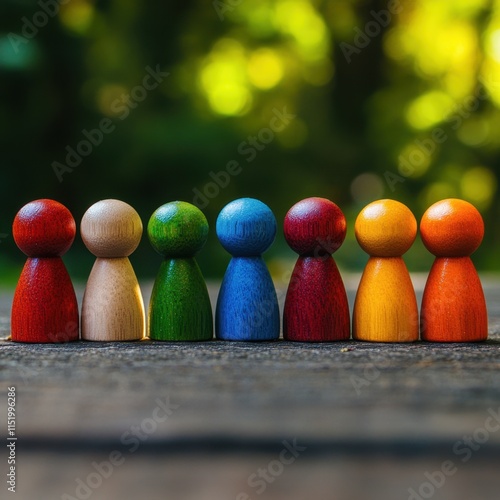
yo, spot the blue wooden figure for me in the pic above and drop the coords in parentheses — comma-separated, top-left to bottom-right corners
(215, 198, 280, 341)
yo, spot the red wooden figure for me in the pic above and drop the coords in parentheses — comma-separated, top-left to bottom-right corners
(11, 199, 79, 343)
(283, 197, 350, 341)
(420, 198, 487, 342)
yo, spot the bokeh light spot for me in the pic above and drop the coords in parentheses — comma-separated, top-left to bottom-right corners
(199, 38, 251, 116)
(0, 36, 38, 70)
(207, 85, 252, 116)
(460, 166, 497, 209)
(457, 118, 490, 145)
(350, 173, 385, 204)
(487, 29, 500, 63)
(275, 0, 329, 61)
(398, 143, 432, 178)
(60, 0, 95, 34)
(97, 84, 128, 117)
(421, 182, 458, 208)
(406, 91, 455, 129)
(247, 48, 284, 89)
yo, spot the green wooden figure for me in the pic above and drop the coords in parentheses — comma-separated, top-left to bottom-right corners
(148, 201, 213, 341)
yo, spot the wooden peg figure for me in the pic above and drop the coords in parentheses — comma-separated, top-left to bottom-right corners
(81, 199, 145, 341)
(283, 197, 350, 341)
(148, 201, 213, 341)
(11, 199, 79, 343)
(216, 198, 280, 341)
(420, 198, 487, 342)
(353, 199, 418, 342)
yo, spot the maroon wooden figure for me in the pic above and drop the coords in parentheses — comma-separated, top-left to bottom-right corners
(283, 197, 350, 341)
(11, 199, 79, 343)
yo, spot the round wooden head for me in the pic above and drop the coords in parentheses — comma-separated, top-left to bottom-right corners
(13, 199, 76, 257)
(355, 199, 417, 257)
(148, 201, 208, 258)
(216, 198, 276, 257)
(284, 197, 346, 256)
(420, 198, 484, 257)
(81, 199, 143, 258)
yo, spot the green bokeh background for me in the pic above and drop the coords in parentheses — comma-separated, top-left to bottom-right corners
(1, 0, 499, 284)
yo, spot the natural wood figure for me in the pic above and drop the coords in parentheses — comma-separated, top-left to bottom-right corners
(215, 198, 280, 341)
(11, 199, 79, 343)
(81, 199, 145, 341)
(420, 198, 487, 342)
(353, 199, 418, 342)
(148, 201, 213, 341)
(283, 197, 350, 341)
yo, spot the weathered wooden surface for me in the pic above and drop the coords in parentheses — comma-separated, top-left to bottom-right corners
(1, 275, 500, 500)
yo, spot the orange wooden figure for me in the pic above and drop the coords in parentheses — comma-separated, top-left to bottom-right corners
(11, 199, 79, 343)
(353, 199, 419, 342)
(420, 198, 487, 342)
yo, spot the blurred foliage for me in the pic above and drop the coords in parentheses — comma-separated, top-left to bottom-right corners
(1, 0, 500, 283)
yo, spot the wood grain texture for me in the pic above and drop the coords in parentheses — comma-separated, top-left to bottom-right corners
(11, 199, 79, 343)
(353, 257, 418, 342)
(81, 258, 145, 341)
(215, 198, 279, 341)
(149, 259, 213, 341)
(81, 200, 145, 341)
(353, 199, 418, 342)
(283, 197, 349, 341)
(354, 199, 417, 258)
(80, 199, 143, 258)
(421, 257, 487, 342)
(216, 257, 280, 341)
(284, 257, 350, 341)
(12, 199, 76, 257)
(216, 198, 276, 257)
(12, 259, 79, 343)
(420, 199, 487, 342)
(148, 202, 212, 341)
(420, 198, 484, 258)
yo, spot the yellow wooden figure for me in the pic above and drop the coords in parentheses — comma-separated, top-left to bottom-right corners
(353, 199, 418, 342)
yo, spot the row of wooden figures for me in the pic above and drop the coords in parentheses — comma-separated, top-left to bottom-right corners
(10, 197, 487, 344)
